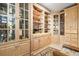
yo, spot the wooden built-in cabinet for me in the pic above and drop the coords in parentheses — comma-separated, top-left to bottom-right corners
(0, 3, 51, 56)
(78, 4, 79, 48)
(0, 40, 30, 56)
(31, 33, 51, 52)
(0, 3, 30, 56)
(60, 12, 65, 45)
(64, 5, 78, 47)
(31, 4, 51, 53)
(52, 13, 60, 45)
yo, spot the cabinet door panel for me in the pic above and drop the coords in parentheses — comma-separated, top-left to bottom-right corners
(70, 6, 77, 33)
(60, 36, 65, 45)
(70, 34, 77, 39)
(18, 42, 30, 55)
(78, 5, 79, 47)
(0, 45, 16, 56)
(65, 5, 78, 47)
(65, 8, 71, 33)
(32, 38, 40, 51)
(64, 34, 71, 45)
(40, 36, 46, 48)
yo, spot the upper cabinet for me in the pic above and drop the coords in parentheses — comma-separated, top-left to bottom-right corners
(0, 3, 16, 43)
(33, 5, 43, 34)
(60, 13, 65, 35)
(44, 12, 51, 33)
(64, 5, 78, 47)
(19, 3, 29, 40)
(0, 3, 30, 44)
(53, 14, 59, 35)
(32, 4, 51, 34)
(65, 5, 78, 34)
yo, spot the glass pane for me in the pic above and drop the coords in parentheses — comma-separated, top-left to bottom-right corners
(0, 16, 7, 28)
(20, 9, 24, 19)
(25, 30, 28, 38)
(10, 3, 15, 5)
(25, 3, 28, 10)
(8, 30, 15, 40)
(0, 3, 7, 15)
(8, 17, 15, 29)
(19, 19, 24, 29)
(19, 3, 24, 8)
(25, 11, 28, 19)
(25, 20, 28, 29)
(19, 30, 24, 39)
(0, 30, 7, 43)
(9, 4, 15, 17)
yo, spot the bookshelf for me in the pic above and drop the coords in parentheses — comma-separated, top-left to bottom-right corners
(44, 12, 50, 33)
(33, 5, 43, 34)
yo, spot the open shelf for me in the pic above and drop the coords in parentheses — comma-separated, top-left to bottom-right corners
(44, 12, 50, 33)
(33, 5, 42, 34)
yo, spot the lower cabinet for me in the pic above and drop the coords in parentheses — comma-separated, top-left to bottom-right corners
(70, 34, 77, 47)
(31, 34, 51, 52)
(60, 36, 65, 45)
(64, 33, 78, 47)
(64, 34, 71, 45)
(16, 41, 30, 55)
(31, 38, 40, 51)
(40, 36, 46, 48)
(0, 45, 17, 56)
(0, 40, 30, 56)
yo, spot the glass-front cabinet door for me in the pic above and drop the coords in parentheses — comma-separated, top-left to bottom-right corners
(0, 3, 29, 43)
(0, 3, 16, 43)
(19, 3, 29, 40)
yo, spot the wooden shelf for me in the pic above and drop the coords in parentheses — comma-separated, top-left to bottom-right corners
(33, 5, 43, 34)
(44, 12, 50, 33)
